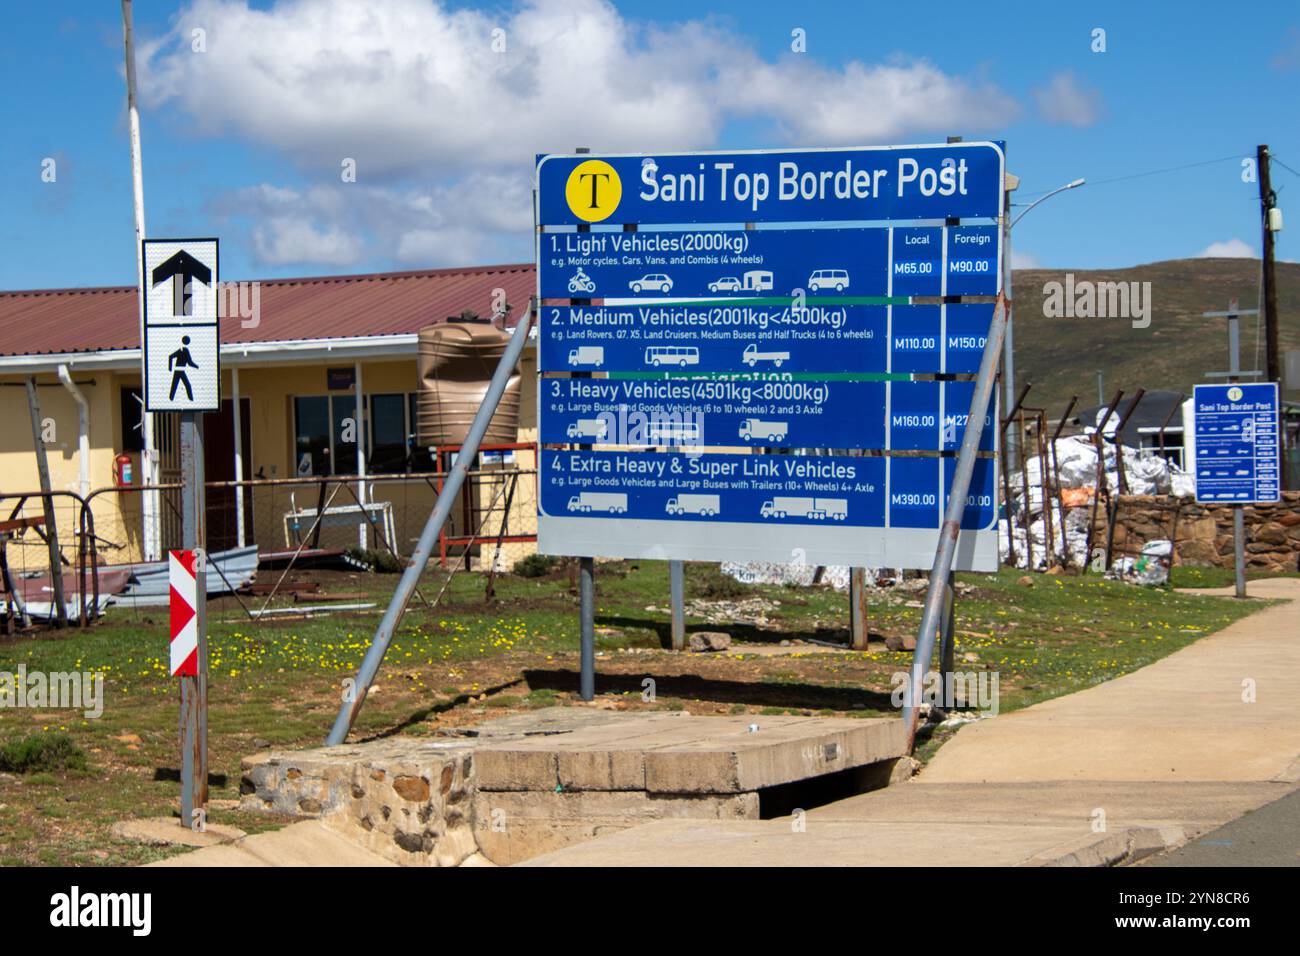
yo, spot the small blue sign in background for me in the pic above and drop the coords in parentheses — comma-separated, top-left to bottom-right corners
(1192, 383, 1281, 503)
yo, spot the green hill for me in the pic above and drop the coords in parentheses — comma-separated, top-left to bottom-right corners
(1009, 257, 1300, 416)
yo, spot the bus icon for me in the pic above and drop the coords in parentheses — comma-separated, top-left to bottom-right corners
(644, 346, 700, 368)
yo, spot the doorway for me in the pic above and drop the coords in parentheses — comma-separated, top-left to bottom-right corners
(203, 398, 252, 552)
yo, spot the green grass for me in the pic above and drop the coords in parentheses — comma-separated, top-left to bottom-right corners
(0, 560, 1273, 864)
(0, 731, 88, 773)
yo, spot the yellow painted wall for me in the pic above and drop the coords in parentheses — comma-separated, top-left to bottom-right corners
(0, 370, 136, 575)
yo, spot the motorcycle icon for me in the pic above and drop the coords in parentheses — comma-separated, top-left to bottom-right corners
(567, 269, 596, 294)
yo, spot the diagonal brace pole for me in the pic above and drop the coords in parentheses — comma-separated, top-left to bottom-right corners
(903, 292, 1007, 749)
(326, 306, 534, 745)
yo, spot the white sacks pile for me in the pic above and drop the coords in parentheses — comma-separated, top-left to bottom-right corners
(1000, 435, 1194, 572)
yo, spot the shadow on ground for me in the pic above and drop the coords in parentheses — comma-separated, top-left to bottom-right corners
(522, 667, 896, 713)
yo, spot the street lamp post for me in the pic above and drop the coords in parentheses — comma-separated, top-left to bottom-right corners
(1003, 177, 1085, 471)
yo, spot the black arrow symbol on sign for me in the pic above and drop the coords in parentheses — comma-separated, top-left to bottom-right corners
(152, 250, 212, 317)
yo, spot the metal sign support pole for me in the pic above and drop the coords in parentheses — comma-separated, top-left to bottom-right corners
(900, 139, 1010, 744)
(904, 293, 1007, 744)
(326, 307, 535, 745)
(669, 560, 686, 651)
(179, 410, 208, 826)
(1227, 311, 1247, 599)
(580, 558, 596, 696)
(849, 567, 869, 650)
(938, 569, 956, 705)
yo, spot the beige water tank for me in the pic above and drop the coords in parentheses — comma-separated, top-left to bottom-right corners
(416, 318, 521, 448)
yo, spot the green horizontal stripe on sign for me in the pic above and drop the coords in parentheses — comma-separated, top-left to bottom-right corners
(605, 371, 914, 382)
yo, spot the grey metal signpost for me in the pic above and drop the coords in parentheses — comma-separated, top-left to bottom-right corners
(179, 415, 207, 825)
(141, 237, 219, 827)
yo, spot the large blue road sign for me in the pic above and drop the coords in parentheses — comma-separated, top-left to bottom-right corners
(538, 225, 999, 300)
(540, 302, 996, 376)
(537, 140, 1004, 571)
(540, 450, 998, 533)
(1192, 383, 1281, 503)
(537, 142, 1005, 225)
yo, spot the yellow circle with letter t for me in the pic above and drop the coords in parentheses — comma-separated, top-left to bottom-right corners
(565, 160, 622, 222)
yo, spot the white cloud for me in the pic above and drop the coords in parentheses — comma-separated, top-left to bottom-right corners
(1195, 238, 1256, 259)
(1032, 71, 1102, 127)
(142, 0, 1020, 268)
(1010, 250, 1041, 269)
(141, 0, 1019, 176)
(212, 177, 533, 269)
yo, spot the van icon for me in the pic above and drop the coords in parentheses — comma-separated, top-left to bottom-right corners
(808, 269, 849, 292)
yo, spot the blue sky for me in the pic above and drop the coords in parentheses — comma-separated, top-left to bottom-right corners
(1, 0, 1297, 290)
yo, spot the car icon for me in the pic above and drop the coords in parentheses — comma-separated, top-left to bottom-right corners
(631, 274, 673, 294)
(708, 277, 741, 293)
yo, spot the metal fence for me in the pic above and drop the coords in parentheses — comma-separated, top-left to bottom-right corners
(0, 451, 538, 629)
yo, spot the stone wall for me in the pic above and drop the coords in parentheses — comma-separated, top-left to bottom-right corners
(1101, 492, 1300, 571)
(240, 738, 481, 867)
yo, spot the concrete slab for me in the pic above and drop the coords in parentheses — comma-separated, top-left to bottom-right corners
(112, 817, 245, 848)
(474, 713, 907, 794)
(520, 817, 1179, 867)
(150, 821, 397, 867)
(644, 717, 906, 793)
(473, 789, 760, 865)
(521, 780, 1288, 867)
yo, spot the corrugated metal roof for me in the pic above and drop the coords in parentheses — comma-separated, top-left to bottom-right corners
(0, 263, 535, 358)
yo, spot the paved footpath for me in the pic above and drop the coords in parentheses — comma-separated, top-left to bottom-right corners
(527, 579, 1300, 866)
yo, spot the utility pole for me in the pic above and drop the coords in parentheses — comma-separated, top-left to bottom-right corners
(1257, 144, 1284, 488)
(121, 0, 159, 560)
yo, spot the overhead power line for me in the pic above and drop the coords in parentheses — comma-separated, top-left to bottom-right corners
(1016, 153, 1241, 197)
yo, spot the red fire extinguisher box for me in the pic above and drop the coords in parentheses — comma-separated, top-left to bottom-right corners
(114, 452, 134, 487)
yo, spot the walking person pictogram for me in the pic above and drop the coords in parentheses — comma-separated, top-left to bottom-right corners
(168, 335, 199, 401)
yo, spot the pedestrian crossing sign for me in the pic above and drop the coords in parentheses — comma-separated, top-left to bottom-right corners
(142, 238, 220, 412)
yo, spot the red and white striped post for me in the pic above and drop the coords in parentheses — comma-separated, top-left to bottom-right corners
(169, 550, 199, 677)
(170, 542, 207, 829)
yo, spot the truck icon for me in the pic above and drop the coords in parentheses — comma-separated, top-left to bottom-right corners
(566, 418, 608, 440)
(739, 418, 787, 442)
(567, 492, 628, 514)
(742, 270, 773, 292)
(567, 345, 605, 367)
(742, 343, 790, 367)
(760, 497, 848, 520)
(665, 494, 720, 516)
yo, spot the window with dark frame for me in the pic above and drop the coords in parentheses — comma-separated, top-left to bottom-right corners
(293, 391, 433, 476)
